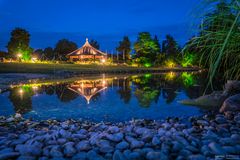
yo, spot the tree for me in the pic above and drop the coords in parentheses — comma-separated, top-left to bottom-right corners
(153, 35, 161, 53)
(89, 39, 100, 49)
(116, 36, 131, 62)
(133, 32, 160, 66)
(43, 47, 55, 60)
(162, 34, 179, 57)
(7, 28, 33, 60)
(54, 39, 78, 60)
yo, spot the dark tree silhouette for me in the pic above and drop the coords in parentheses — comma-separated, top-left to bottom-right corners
(54, 39, 78, 61)
(116, 36, 131, 62)
(89, 39, 100, 49)
(7, 28, 33, 60)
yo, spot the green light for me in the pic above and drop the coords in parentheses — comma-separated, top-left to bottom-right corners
(181, 72, 195, 87)
(144, 73, 152, 78)
(181, 53, 195, 67)
(144, 63, 152, 67)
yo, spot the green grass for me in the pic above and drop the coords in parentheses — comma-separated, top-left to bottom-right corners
(0, 62, 199, 74)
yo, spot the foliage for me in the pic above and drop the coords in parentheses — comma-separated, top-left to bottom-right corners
(43, 47, 55, 60)
(165, 59, 176, 68)
(162, 34, 180, 58)
(54, 39, 78, 61)
(7, 28, 33, 60)
(181, 51, 197, 67)
(185, 0, 240, 83)
(133, 32, 160, 66)
(135, 87, 159, 107)
(90, 39, 100, 49)
(181, 72, 196, 87)
(116, 36, 131, 62)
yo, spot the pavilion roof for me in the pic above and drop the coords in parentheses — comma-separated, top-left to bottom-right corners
(67, 38, 107, 56)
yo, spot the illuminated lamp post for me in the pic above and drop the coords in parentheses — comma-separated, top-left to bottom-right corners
(17, 53, 22, 62)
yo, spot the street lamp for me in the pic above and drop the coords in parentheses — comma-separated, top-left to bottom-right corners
(17, 53, 22, 62)
(101, 58, 106, 63)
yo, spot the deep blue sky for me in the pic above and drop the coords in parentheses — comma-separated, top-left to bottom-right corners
(0, 0, 200, 51)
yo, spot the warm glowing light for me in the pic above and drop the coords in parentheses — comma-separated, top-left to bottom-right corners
(19, 89, 23, 94)
(165, 72, 176, 81)
(17, 53, 22, 58)
(32, 57, 37, 62)
(32, 86, 38, 90)
(102, 80, 106, 85)
(165, 60, 176, 68)
(101, 59, 106, 63)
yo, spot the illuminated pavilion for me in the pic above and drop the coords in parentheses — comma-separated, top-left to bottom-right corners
(67, 38, 107, 62)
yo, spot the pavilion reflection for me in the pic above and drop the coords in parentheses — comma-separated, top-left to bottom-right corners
(67, 77, 108, 104)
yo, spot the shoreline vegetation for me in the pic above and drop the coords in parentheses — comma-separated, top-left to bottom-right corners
(0, 63, 200, 74)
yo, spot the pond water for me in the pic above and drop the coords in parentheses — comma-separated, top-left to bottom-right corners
(0, 72, 221, 122)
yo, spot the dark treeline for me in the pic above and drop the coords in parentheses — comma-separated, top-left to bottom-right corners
(2, 28, 184, 67)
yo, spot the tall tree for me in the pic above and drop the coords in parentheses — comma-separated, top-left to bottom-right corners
(7, 28, 33, 60)
(43, 47, 54, 60)
(162, 34, 179, 57)
(116, 36, 131, 62)
(134, 32, 160, 66)
(153, 35, 161, 53)
(54, 39, 78, 60)
(89, 39, 100, 49)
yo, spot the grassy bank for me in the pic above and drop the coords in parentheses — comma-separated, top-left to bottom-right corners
(0, 62, 200, 74)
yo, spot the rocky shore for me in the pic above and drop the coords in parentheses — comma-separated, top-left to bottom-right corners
(0, 111, 240, 160)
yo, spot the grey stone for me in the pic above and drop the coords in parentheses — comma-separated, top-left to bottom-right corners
(128, 151, 141, 160)
(108, 126, 120, 133)
(197, 120, 209, 126)
(208, 142, 226, 155)
(116, 141, 129, 150)
(97, 140, 114, 153)
(0, 148, 14, 154)
(106, 132, 123, 142)
(130, 140, 144, 149)
(17, 156, 36, 160)
(72, 152, 87, 160)
(113, 150, 126, 160)
(76, 140, 91, 151)
(15, 142, 42, 156)
(146, 151, 168, 160)
(50, 146, 63, 157)
(220, 94, 240, 113)
(0, 152, 19, 160)
(87, 150, 105, 160)
(188, 154, 206, 160)
(152, 136, 161, 146)
(63, 143, 76, 157)
(172, 141, 183, 152)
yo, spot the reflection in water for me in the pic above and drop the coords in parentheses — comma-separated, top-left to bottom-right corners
(68, 77, 108, 104)
(0, 72, 219, 121)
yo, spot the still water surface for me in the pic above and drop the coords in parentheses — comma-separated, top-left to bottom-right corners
(0, 72, 217, 122)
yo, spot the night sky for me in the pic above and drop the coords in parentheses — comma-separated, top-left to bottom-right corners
(0, 0, 200, 51)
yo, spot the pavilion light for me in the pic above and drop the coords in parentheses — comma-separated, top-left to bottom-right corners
(101, 59, 106, 63)
(17, 53, 22, 58)
(19, 88, 23, 94)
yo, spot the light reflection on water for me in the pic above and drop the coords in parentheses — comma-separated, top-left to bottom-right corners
(0, 72, 215, 122)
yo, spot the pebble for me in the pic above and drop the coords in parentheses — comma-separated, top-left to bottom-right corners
(76, 140, 91, 151)
(116, 141, 129, 150)
(208, 142, 226, 155)
(0, 111, 240, 159)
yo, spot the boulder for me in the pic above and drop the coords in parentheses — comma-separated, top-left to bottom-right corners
(223, 81, 240, 96)
(220, 94, 240, 113)
(179, 91, 228, 109)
